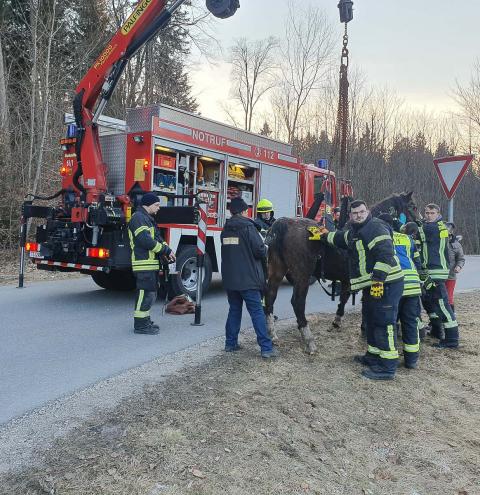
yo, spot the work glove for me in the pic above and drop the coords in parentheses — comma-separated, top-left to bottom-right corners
(370, 281, 384, 299)
(423, 276, 436, 290)
(307, 225, 329, 241)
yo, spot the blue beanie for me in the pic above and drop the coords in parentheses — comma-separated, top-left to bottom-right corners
(230, 197, 248, 215)
(142, 192, 160, 207)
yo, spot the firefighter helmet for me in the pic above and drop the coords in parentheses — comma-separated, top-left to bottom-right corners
(257, 199, 274, 213)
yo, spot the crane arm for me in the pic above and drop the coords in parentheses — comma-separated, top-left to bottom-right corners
(73, 0, 239, 203)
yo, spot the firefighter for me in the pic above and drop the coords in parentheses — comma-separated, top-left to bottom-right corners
(333, 207, 341, 229)
(254, 198, 276, 238)
(128, 193, 175, 335)
(221, 197, 278, 359)
(379, 214, 422, 369)
(314, 200, 404, 380)
(418, 203, 459, 348)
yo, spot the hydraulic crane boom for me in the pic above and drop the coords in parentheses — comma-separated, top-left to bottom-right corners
(73, 0, 239, 203)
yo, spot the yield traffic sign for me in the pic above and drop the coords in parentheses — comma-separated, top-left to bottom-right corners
(433, 155, 474, 200)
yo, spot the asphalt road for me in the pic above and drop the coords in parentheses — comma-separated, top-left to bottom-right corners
(1, 256, 479, 425)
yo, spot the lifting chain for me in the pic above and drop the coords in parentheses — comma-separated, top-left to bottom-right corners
(333, 23, 351, 195)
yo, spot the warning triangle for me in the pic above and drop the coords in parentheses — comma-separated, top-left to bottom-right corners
(433, 155, 474, 200)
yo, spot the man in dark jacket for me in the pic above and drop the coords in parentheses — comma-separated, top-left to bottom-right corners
(418, 203, 459, 348)
(221, 197, 278, 359)
(128, 193, 175, 335)
(319, 200, 404, 380)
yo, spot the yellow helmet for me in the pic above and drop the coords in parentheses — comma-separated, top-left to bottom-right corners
(257, 198, 274, 213)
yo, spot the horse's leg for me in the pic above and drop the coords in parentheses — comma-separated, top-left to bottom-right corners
(291, 278, 317, 354)
(331, 282, 350, 331)
(265, 261, 285, 344)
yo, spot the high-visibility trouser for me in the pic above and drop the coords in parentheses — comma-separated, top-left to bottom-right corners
(134, 289, 157, 320)
(363, 279, 404, 374)
(423, 281, 459, 345)
(133, 271, 159, 323)
(398, 295, 421, 366)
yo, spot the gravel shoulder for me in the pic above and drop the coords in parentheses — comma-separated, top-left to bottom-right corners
(1, 291, 479, 495)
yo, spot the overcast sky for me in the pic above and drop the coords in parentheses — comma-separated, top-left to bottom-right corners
(189, 0, 480, 123)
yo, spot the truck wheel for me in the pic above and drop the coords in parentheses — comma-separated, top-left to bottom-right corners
(91, 270, 136, 291)
(170, 245, 212, 299)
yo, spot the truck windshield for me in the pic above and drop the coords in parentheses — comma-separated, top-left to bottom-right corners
(313, 175, 324, 195)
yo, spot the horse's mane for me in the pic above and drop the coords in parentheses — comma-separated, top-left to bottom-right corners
(370, 193, 406, 217)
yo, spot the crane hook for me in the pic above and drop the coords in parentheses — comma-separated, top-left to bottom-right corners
(338, 0, 353, 24)
(206, 0, 240, 19)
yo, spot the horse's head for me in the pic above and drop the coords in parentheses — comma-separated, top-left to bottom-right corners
(397, 191, 421, 223)
(371, 191, 421, 224)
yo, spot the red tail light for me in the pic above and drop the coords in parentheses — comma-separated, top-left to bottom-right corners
(143, 159, 149, 171)
(86, 247, 110, 259)
(60, 165, 69, 176)
(25, 242, 40, 252)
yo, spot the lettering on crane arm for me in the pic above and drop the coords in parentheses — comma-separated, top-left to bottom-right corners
(94, 43, 117, 70)
(122, 0, 154, 35)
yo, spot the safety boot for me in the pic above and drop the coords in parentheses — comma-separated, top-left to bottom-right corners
(134, 317, 159, 335)
(427, 320, 444, 340)
(404, 355, 419, 369)
(147, 317, 160, 332)
(433, 327, 459, 349)
(353, 353, 379, 367)
(361, 367, 395, 381)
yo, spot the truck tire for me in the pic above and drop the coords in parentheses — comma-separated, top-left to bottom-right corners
(169, 245, 212, 299)
(91, 270, 136, 291)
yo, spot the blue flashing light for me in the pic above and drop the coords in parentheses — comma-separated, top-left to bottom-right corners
(317, 159, 329, 169)
(67, 124, 77, 138)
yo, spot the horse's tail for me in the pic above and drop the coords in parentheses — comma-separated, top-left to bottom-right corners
(267, 218, 289, 266)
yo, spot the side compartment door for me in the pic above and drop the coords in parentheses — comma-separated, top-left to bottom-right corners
(259, 164, 299, 219)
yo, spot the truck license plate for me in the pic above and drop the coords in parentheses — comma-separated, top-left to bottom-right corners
(29, 252, 44, 259)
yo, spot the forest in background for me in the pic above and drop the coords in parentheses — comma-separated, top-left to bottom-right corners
(1, 1, 479, 252)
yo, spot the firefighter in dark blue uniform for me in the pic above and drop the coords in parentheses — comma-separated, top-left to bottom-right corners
(311, 200, 404, 380)
(128, 193, 175, 335)
(379, 215, 422, 369)
(418, 203, 459, 348)
(254, 198, 276, 238)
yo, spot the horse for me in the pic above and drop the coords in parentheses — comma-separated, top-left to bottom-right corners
(264, 192, 420, 354)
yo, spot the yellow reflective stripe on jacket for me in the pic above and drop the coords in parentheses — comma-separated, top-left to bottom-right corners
(356, 240, 367, 277)
(439, 236, 448, 270)
(350, 275, 371, 290)
(327, 232, 336, 245)
(152, 241, 167, 254)
(373, 261, 392, 274)
(134, 226, 150, 237)
(368, 234, 392, 250)
(368, 345, 381, 355)
(385, 267, 403, 283)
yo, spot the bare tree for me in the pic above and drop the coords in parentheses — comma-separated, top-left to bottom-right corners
(228, 37, 278, 131)
(453, 59, 480, 132)
(272, 2, 335, 143)
(0, 34, 10, 162)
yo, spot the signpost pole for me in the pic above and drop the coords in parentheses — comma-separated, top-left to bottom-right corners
(448, 197, 454, 223)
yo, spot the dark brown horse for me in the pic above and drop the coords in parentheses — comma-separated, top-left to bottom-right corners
(265, 192, 420, 354)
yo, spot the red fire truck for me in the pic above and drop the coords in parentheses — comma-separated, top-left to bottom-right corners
(25, 104, 351, 297)
(20, 0, 352, 297)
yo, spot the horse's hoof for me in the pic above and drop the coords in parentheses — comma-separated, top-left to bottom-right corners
(305, 342, 317, 354)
